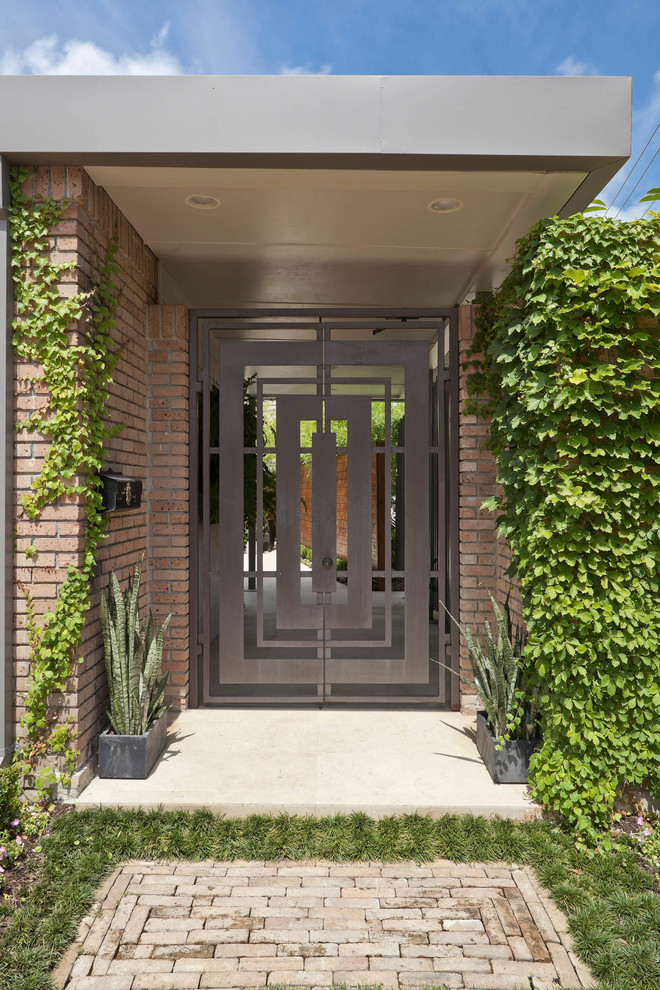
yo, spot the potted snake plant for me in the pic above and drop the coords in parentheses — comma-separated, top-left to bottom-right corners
(442, 594, 540, 783)
(98, 560, 171, 779)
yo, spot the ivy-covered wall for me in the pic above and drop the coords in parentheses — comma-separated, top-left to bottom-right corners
(469, 213, 660, 835)
(13, 167, 159, 773)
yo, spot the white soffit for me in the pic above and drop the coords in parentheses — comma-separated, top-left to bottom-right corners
(85, 165, 586, 307)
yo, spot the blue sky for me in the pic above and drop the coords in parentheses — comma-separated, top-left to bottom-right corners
(1, 0, 659, 217)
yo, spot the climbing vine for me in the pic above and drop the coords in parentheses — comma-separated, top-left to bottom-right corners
(9, 168, 120, 788)
(468, 213, 660, 838)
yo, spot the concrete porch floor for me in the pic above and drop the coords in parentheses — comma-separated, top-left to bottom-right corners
(75, 709, 539, 819)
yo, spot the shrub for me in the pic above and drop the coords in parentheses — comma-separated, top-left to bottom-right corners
(0, 762, 44, 880)
(0, 762, 21, 832)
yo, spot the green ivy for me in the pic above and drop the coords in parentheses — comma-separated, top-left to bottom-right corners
(467, 213, 660, 838)
(9, 168, 120, 786)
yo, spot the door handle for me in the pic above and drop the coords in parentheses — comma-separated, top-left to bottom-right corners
(322, 556, 333, 569)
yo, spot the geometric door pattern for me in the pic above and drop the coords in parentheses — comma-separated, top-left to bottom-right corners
(193, 317, 458, 706)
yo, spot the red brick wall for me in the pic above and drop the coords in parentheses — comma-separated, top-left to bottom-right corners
(457, 303, 503, 709)
(13, 166, 163, 768)
(300, 452, 383, 566)
(146, 305, 190, 710)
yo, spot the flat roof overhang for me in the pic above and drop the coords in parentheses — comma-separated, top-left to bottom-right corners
(0, 75, 632, 306)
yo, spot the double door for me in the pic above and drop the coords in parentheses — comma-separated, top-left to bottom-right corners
(193, 316, 458, 705)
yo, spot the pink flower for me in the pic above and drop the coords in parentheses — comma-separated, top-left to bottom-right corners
(644, 828, 652, 836)
(638, 816, 645, 826)
(0, 866, 4, 874)
(0, 846, 5, 858)
(15, 835, 22, 846)
(10, 819, 19, 828)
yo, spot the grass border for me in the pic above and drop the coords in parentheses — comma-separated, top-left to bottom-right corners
(2, 810, 659, 990)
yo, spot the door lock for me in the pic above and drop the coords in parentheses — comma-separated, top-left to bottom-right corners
(321, 556, 333, 569)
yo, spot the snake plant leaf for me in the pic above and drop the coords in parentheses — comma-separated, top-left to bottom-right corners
(110, 570, 126, 669)
(439, 593, 536, 741)
(100, 559, 171, 736)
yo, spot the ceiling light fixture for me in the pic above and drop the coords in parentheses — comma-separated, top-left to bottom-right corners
(186, 194, 221, 210)
(428, 197, 463, 214)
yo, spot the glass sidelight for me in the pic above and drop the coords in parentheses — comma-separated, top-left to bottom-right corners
(193, 316, 458, 705)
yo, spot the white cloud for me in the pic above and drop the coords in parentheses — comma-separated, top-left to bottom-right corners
(612, 203, 656, 221)
(151, 22, 171, 49)
(597, 67, 660, 219)
(280, 62, 333, 76)
(0, 27, 183, 75)
(634, 66, 660, 136)
(604, 187, 660, 222)
(555, 56, 599, 76)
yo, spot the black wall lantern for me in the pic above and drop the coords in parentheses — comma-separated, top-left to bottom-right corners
(100, 472, 143, 512)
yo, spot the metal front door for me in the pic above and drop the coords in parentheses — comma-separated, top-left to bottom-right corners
(192, 315, 459, 705)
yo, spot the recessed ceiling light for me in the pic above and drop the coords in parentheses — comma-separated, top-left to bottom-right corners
(186, 194, 221, 210)
(428, 198, 463, 214)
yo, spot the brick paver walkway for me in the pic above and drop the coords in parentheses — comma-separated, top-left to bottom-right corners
(53, 860, 595, 990)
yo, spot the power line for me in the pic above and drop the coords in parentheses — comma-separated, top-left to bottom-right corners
(606, 119, 660, 216)
(613, 144, 660, 219)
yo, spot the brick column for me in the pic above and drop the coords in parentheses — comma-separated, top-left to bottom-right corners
(146, 305, 190, 710)
(457, 303, 501, 709)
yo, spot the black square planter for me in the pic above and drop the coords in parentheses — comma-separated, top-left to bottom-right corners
(476, 710, 540, 784)
(98, 710, 168, 779)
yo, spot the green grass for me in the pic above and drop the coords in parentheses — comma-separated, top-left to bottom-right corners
(1, 810, 659, 990)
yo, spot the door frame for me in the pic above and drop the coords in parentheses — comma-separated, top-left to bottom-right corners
(188, 308, 460, 709)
